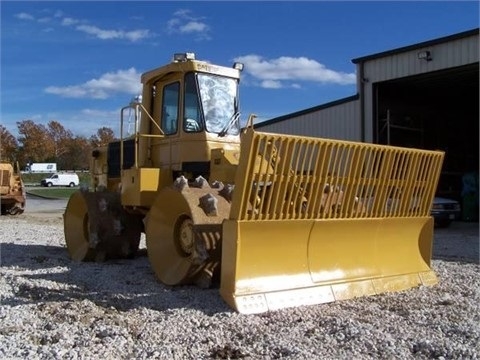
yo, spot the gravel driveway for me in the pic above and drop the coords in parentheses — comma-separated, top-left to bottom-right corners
(24, 193, 68, 213)
(1, 205, 478, 359)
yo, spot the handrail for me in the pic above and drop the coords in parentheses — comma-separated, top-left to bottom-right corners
(120, 102, 165, 170)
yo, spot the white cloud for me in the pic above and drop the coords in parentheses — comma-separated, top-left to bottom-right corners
(62, 17, 80, 26)
(79, 109, 124, 135)
(6, 110, 122, 138)
(167, 9, 211, 40)
(180, 21, 208, 34)
(16, 10, 149, 43)
(260, 80, 283, 89)
(44, 68, 142, 99)
(75, 24, 120, 40)
(15, 12, 52, 24)
(234, 55, 356, 88)
(81, 108, 118, 117)
(15, 12, 35, 21)
(124, 29, 150, 42)
(75, 24, 150, 42)
(173, 9, 191, 18)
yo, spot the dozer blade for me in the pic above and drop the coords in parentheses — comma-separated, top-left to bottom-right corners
(220, 130, 444, 314)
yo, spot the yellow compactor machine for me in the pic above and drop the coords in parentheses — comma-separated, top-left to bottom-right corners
(0, 162, 26, 215)
(64, 53, 445, 314)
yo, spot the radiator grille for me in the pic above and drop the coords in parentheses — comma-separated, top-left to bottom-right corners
(1, 169, 10, 187)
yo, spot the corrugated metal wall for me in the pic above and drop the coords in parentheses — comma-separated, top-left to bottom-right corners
(256, 98, 361, 141)
(363, 35, 478, 82)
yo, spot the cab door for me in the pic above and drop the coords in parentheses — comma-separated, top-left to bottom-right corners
(150, 79, 181, 172)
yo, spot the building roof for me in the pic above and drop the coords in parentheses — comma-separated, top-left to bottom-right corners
(254, 94, 359, 129)
(352, 28, 479, 64)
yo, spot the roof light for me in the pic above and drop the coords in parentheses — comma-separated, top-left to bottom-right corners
(173, 52, 196, 62)
(417, 50, 432, 61)
(233, 62, 244, 71)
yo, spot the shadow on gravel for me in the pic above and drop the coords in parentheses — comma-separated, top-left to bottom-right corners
(432, 221, 479, 264)
(433, 252, 479, 264)
(1, 243, 68, 269)
(1, 242, 232, 315)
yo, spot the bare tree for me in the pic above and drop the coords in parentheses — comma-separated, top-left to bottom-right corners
(90, 127, 117, 148)
(0, 125, 19, 162)
(47, 120, 73, 159)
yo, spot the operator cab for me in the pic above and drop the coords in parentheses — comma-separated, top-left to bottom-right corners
(119, 53, 244, 181)
(162, 70, 241, 137)
(134, 52, 244, 139)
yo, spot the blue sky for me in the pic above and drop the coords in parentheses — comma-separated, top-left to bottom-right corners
(1, 1, 478, 138)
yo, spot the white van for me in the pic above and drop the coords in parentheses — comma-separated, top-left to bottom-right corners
(41, 173, 79, 187)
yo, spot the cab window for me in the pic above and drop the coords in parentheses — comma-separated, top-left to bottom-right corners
(161, 82, 180, 135)
(183, 73, 203, 132)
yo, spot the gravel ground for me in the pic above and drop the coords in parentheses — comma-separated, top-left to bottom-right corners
(1, 209, 479, 360)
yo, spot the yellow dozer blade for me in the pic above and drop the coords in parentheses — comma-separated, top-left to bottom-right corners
(220, 130, 444, 314)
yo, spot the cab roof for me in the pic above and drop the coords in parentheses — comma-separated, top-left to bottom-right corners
(141, 56, 242, 85)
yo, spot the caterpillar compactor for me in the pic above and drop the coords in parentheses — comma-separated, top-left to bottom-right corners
(64, 53, 444, 314)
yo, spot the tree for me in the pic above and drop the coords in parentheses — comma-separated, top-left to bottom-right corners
(90, 127, 117, 148)
(16, 120, 55, 165)
(0, 125, 19, 162)
(62, 136, 91, 170)
(47, 120, 73, 159)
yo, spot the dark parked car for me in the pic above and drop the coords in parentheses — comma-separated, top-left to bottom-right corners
(431, 197, 461, 228)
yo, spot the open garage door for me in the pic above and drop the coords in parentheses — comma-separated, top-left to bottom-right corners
(373, 63, 479, 213)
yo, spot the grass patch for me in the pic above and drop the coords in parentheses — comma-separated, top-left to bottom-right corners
(27, 187, 79, 199)
(21, 172, 90, 184)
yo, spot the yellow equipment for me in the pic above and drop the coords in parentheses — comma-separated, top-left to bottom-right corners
(0, 162, 26, 215)
(63, 53, 444, 314)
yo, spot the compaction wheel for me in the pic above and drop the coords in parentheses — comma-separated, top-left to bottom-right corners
(145, 184, 230, 286)
(64, 190, 142, 262)
(64, 191, 94, 261)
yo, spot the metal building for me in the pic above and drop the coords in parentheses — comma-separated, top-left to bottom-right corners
(255, 28, 479, 201)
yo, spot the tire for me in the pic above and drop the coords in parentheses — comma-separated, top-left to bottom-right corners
(69, 182, 75, 187)
(47, 182, 53, 187)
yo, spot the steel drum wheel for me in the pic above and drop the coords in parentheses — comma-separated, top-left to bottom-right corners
(64, 190, 142, 261)
(63, 190, 93, 261)
(146, 187, 203, 286)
